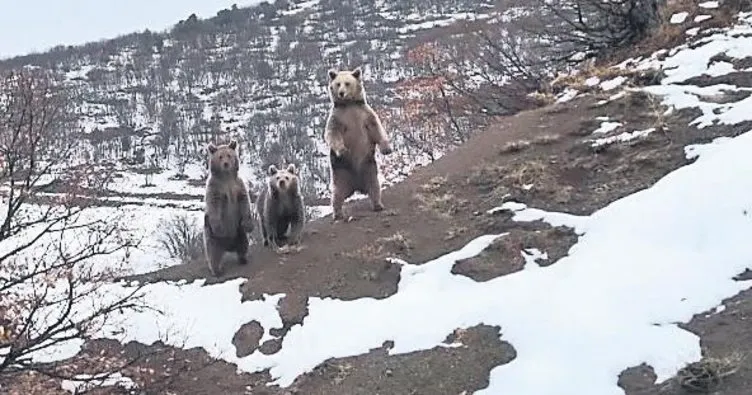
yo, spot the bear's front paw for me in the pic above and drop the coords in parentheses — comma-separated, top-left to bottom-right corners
(379, 142, 393, 155)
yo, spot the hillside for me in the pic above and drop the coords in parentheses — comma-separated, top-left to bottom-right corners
(0, 0, 501, 201)
(5, 0, 752, 394)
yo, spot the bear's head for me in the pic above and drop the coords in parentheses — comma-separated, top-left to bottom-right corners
(327, 67, 365, 104)
(207, 140, 239, 176)
(267, 163, 299, 195)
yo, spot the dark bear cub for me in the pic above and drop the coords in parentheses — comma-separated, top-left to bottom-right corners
(256, 163, 306, 249)
(203, 140, 254, 276)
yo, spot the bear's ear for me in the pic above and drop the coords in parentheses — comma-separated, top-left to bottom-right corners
(228, 140, 238, 150)
(207, 143, 217, 154)
(286, 163, 297, 174)
(328, 69, 338, 80)
(268, 165, 278, 175)
(351, 67, 362, 79)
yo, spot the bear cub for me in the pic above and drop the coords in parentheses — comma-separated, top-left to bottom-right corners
(325, 66, 393, 220)
(256, 163, 306, 249)
(203, 140, 254, 276)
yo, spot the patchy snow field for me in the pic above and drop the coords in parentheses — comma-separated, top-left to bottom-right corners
(4, 5, 752, 395)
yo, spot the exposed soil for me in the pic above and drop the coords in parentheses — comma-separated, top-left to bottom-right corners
(619, 282, 752, 395)
(10, 75, 752, 394)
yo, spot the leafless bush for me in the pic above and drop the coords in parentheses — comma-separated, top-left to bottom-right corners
(662, 352, 747, 393)
(388, 13, 551, 165)
(0, 69, 145, 383)
(157, 214, 204, 265)
(535, 0, 665, 62)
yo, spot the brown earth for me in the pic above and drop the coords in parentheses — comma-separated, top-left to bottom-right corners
(9, 76, 752, 394)
(619, 281, 752, 395)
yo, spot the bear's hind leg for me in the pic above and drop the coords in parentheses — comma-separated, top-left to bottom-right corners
(236, 231, 250, 265)
(364, 161, 384, 212)
(276, 218, 290, 247)
(287, 215, 305, 245)
(205, 236, 226, 277)
(331, 169, 355, 221)
(260, 219, 269, 246)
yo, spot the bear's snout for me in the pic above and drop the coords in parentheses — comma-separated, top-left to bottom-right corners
(222, 161, 230, 169)
(338, 90, 346, 98)
(278, 179, 287, 189)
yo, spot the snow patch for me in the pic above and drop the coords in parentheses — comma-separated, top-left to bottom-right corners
(592, 121, 623, 134)
(695, 14, 713, 23)
(670, 12, 689, 24)
(686, 27, 701, 36)
(585, 76, 601, 86)
(61, 373, 137, 394)
(26, 279, 285, 368)
(556, 88, 579, 103)
(600, 76, 627, 91)
(591, 127, 656, 147)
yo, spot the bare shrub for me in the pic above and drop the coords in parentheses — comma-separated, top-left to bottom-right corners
(157, 214, 204, 265)
(535, 0, 665, 62)
(0, 69, 145, 383)
(661, 352, 747, 393)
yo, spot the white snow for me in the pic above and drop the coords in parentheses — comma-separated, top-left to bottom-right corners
(233, 124, 752, 392)
(97, 279, 284, 365)
(600, 76, 627, 91)
(699, 1, 719, 8)
(0, 202, 202, 276)
(556, 88, 579, 103)
(595, 91, 627, 106)
(585, 76, 601, 86)
(695, 14, 713, 23)
(7, 4, 752, 395)
(61, 373, 137, 394)
(636, 13, 752, 84)
(591, 127, 656, 147)
(670, 12, 689, 24)
(591, 121, 623, 134)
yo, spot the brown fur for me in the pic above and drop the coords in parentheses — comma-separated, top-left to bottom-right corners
(203, 140, 254, 277)
(256, 164, 306, 249)
(325, 67, 393, 220)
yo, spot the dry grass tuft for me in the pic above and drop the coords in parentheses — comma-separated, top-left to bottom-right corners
(667, 352, 747, 393)
(469, 158, 574, 205)
(550, 63, 634, 93)
(528, 91, 556, 106)
(444, 226, 468, 241)
(468, 163, 512, 205)
(415, 176, 467, 218)
(532, 134, 562, 145)
(158, 214, 204, 266)
(500, 140, 532, 154)
(505, 160, 549, 187)
(419, 176, 448, 194)
(645, 92, 669, 132)
(345, 232, 413, 261)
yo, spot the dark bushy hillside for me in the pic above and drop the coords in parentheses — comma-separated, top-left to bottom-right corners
(0, 0, 498, 198)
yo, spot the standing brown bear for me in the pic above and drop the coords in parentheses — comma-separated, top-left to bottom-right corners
(256, 163, 306, 249)
(203, 140, 254, 277)
(325, 66, 393, 220)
